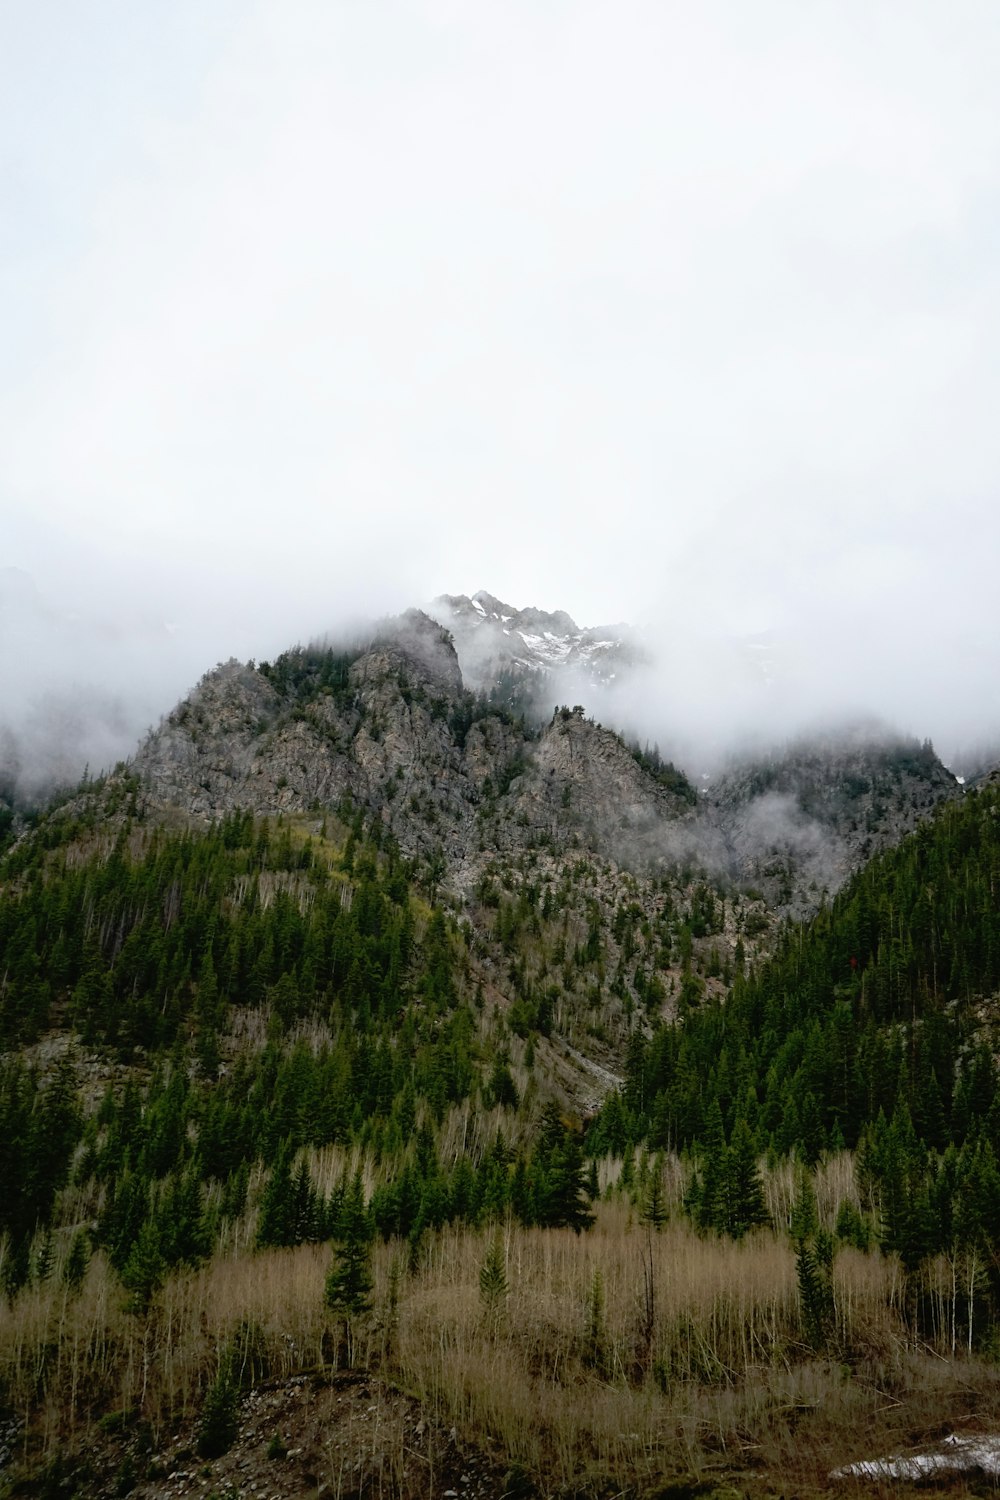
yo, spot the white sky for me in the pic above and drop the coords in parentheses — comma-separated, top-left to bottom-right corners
(3, 1, 1000, 761)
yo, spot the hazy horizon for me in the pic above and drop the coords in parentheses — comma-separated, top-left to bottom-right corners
(1, 565, 994, 802)
(4, 4, 1000, 790)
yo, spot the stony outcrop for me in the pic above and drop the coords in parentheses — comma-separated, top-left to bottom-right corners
(506, 709, 699, 860)
(123, 613, 961, 921)
(707, 727, 960, 916)
(127, 615, 701, 893)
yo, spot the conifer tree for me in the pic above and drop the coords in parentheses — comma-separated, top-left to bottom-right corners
(197, 1354, 239, 1459)
(532, 1105, 594, 1232)
(790, 1170, 818, 1244)
(256, 1145, 297, 1249)
(479, 1236, 508, 1331)
(120, 1218, 166, 1313)
(324, 1180, 374, 1366)
(695, 1099, 728, 1233)
(796, 1234, 835, 1351)
(63, 1229, 89, 1291)
(641, 1162, 669, 1231)
(726, 1119, 769, 1237)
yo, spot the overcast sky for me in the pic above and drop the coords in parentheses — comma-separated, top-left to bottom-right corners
(3, 1, 1000, 764)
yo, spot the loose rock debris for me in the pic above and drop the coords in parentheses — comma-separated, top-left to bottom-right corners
(21, 1373, 515, 1500)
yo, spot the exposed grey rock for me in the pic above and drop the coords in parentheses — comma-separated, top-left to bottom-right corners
(707, 725, 960, 916)
(115, 612, 959, 921)
(506, 708, 698, 864)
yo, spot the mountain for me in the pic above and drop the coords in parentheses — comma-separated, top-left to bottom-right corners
(705, 723, 960, 917)
(3, 597, 951, 1119)
(121, 607, 958, 920)
(427, 589, 644, 717)
(129, 610, 697, 890)
(0, 588, 991, 1499)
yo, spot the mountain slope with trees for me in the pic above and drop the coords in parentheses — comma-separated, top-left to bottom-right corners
(0, 601, 994, 1498)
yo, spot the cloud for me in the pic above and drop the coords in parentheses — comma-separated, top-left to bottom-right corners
(2, 1, 1000, 777)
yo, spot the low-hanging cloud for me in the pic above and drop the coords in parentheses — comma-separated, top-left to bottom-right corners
(3, 2, 1000, 787)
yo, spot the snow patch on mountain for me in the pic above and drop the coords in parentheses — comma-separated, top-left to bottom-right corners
(428, 590, 642, 710)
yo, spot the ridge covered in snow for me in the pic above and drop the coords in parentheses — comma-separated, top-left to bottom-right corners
(428, 589, 642, 706)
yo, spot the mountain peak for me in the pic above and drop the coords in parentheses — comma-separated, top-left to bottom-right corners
(428, 590, 635, 715)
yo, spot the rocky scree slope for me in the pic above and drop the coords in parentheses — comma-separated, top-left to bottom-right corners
(25, 1372, 511, 1500)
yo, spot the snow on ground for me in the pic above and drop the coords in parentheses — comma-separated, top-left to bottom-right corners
(431, 592, 632, 696)
(517, 631, 574, 663)
(832, 1433, 1000, 1481)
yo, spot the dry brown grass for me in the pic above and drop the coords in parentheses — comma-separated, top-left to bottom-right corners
(4, 1202, 1000, 1495)
(389, 1209, 889, 1490)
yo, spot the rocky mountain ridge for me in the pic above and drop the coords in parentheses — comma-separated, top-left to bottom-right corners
(427, 589, 643, 719)
(709, 726, 960, 917)
(131, 611, 694, 895)
(120, 605, 960, 923)
(0, 593, 984, 1500)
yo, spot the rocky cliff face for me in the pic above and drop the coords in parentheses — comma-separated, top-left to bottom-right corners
(131, 614, 696, 891)
(506, 707, 700, 858)
(126, 609, 960, 921)
(137, 615, 480, 856)
(707, 727, 960, 916)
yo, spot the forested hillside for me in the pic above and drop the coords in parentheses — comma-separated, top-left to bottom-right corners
(0, 608, 992, 1495)
(595, 782, 1000, 1292)
(0, 796, 607, 1298)
(616, 778, 1000, 1154)
(3, 742, 1000, 1493)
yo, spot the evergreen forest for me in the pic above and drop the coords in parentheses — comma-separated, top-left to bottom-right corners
(4, 769, 1000, 1494)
